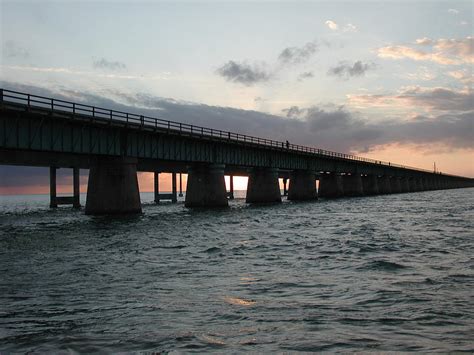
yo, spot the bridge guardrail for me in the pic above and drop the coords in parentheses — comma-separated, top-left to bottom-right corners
(0, 88, 443, 175)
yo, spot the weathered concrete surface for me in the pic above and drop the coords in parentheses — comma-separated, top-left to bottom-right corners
(342, 174, 364, 197)
(185, 164, 228, 207)
(319, 173, 344, 198)
(362, 175, 379, 195)
(378, 176, 392, 194)
(85, 157, 141, 215)
(288, 170, 317, 201)
(246, 168, 281, 203)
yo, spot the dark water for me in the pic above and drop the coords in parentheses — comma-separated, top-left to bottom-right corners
(1, 189, 473, 353)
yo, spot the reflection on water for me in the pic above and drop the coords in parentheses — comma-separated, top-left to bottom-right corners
(0, 188, 473, 352)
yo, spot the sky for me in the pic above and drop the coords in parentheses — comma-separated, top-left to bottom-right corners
(0, 0, 473, 194)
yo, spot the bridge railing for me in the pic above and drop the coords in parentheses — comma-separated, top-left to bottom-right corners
(1, 88, 438, 175)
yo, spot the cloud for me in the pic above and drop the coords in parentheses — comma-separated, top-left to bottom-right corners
(216, 60, 271, 86)
(278, 41, 318, 65)
(325, 20, 339, 30)
(378, 36, 474, 64)
(328, 61, 375, 78)
(448, 8, 459, 14)
(2, 41, 29, 59)
(325, 20, 357, 32)
(92, 58, 126, 71)
(297, 71, 314, 81)
(348, 86, 474, 112)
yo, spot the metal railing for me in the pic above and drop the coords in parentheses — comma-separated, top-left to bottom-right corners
(0, 88, 438, 174)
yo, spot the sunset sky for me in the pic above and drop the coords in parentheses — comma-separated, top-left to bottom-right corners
(0, 0, 473, 194)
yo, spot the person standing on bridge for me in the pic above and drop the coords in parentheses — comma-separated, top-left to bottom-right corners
(286, 140, 290, 149)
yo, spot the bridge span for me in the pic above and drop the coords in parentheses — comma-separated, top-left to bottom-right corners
(1, 89, 472, 214)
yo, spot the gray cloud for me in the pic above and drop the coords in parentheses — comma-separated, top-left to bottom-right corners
(3, 41, 29, 59)
(216, 60, 271, 86)
(297, 71, 314, 81)
(278, 41, 318, 65)
(93, 58, 126, 71)
(328, 61, 375, 78)
(349, 86, 474, 112)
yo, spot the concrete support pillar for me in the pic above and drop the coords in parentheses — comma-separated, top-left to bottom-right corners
(319, 173, 344, 198)
(73, 167, 81, 208)
(185, 164, 228, 207)
(179, 173, 183, 197)
(287, 170, 317, 201)
(283, 178, 288, 196)
(416, 178, 426, 191)
(246, 168, 281, 203)
(400, 177, 410, 193)
(342, 174, 364, 197)
(171, 172, 177, 203)
(378, 176, 392, 194)
(362, 175, 379, 195)
(390, 177, 402, 194)
(50, 167, 57, 208)
(154, 171, 160, 203)
(228, 175, 234, 199)
(408, 178, 417, 192)
(85, 157, 141, 215)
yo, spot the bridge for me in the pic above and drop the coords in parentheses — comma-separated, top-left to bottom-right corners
(1, 89, 472, 214)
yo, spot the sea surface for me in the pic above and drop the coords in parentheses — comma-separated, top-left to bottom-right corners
(1, 188, 473, 353)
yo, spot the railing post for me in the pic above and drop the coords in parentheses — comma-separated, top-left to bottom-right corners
(27, 94, 30, 108)
(73, 103, 76, 115)
(51, 99, 54, 111)
(0, 89, 3, 104)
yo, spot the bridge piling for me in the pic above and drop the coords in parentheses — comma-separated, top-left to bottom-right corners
(400, 177, 410, 193)
(378, 175, 392, 194)
(185, 164, 228, 207)
(319, 173, 344, 198)
(362, 174, 379, 195)
(390, 177, 402, 194)
(85, 157, 141, 215)
(227, 175, 235, 199)
(287, 170, 317, 201)
(246, 168, 281, 203)
(49, 167, 57, 208)
(342, 173, 364, 197)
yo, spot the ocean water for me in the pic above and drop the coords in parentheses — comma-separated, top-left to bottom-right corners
(0, 188, 473, 353)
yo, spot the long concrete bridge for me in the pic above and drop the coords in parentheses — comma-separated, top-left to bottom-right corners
(1, 89, 472, 214)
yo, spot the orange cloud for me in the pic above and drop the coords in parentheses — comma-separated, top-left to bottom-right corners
(378, 36, 473, 65)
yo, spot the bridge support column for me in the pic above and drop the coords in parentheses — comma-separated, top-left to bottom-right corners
(390, 177, 402, 194)
(283, 178, 288, 196)
(378, 175, 392, 194)
(246, 168, 281, 203)
(418, 177, 426, 191)
(408, 177, 417, 192)
(400, 177, 410, 193)
(362, 175, 379, 195)
(185, 164, 228, 207)
(50, 167, 81, 209)
(179, 173, 183, 197)
(49, 167, 57, 208)
(85, 157, 141, 215)
(227, 175, 234, 199)
(342, 174, 364, 196)
(319, 173, 344, 198)
(287, 170, 317, 201)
